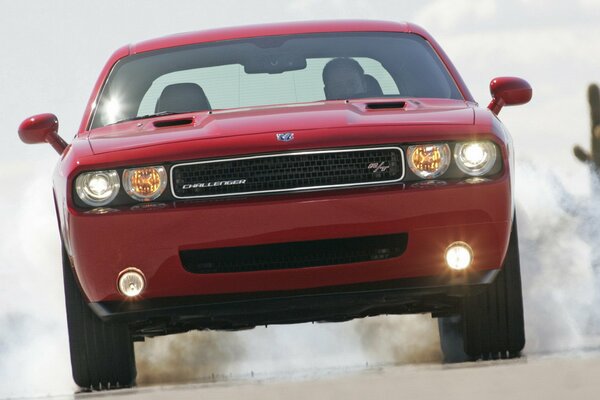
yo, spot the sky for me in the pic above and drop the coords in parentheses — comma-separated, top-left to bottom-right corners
(2, 0, 600, 398)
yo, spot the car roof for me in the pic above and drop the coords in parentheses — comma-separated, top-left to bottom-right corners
(130, 20, 417, 54)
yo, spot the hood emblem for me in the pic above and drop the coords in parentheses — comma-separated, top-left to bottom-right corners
(276, 132, 294, 142)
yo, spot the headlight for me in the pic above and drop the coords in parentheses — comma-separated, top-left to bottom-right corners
(407, 143, 451, 179)
(454, 141, 497, 176)
(75, 170, 120, 207)
(123, 166, 167, 201)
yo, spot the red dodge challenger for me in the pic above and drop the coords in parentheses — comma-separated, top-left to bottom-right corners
(19, 20, 531, 389)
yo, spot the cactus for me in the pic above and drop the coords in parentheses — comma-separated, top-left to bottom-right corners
(574, 84, 600, 284)
(573, 84, 600, 173)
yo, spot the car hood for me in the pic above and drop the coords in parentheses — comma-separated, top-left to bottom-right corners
(87, 98, 475, 155)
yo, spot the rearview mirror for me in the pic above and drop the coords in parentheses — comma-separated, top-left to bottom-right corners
(243, 53, 307, 74)
(18, 113, 67, 154)
(488, 77, 532, 115)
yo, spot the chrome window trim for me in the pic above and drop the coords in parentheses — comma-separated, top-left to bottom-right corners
(170, 146, 405, 199)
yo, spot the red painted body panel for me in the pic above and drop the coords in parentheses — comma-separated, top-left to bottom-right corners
(131, 20, 411, 54)
(49, 20, 517, 307)
(18, 113, 66, 154)
(87, 99, 474, 155)
(488, 77, 533, 115)
(70, 180, 511, 303)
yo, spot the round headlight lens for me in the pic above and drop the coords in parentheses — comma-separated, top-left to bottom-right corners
(75, 170, 120, 207)
(123, 166, 167, 201)
(407, 143, 451, 179)
(454, 141, 497, 176)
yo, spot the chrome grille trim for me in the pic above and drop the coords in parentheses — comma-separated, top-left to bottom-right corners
(170, 146, 405, 199)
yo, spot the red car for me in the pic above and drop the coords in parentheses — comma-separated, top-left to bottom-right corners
(19, 20, 531, 389)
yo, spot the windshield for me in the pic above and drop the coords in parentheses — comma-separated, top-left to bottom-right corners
(90, 32, 463, 129)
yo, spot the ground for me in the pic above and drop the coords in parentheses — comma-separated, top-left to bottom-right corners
(61, 349, 600, 400)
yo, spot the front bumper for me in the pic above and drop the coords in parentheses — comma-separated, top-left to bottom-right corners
(66, 175, 512, 304)
(91, 270, 498, 334)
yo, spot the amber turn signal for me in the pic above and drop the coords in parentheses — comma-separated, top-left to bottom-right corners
(123, 166, 167, 201)
(407, 144, 450, 179)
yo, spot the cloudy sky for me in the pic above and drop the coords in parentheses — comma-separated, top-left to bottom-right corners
(2, 0, 600, 398)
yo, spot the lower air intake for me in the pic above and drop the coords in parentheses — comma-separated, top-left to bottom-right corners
(180, 233, 408, 274)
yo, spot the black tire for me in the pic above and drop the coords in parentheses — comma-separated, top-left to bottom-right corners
(438, 217, 525, 362)
(62, 246, 137, 389)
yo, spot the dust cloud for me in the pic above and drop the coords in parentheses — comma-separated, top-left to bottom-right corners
(0, 172, 74, 398)
(353, 315, 441, 364)
(133, 161, 600, 385)
(135, 315, 442, 386)
(136, 331, 246, 384)
(516, 161, 600, 353)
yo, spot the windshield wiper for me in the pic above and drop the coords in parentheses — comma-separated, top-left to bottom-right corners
(112, 111, 183, 125)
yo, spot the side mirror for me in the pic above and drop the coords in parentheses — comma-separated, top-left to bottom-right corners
(18, 113, 67, 154)
(487, 77, 532, 115)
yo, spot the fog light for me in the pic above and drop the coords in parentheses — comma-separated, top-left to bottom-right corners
(117, 268, 146, 297)
(445, 242, 473, 270)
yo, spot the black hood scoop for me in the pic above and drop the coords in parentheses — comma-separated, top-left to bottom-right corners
(153, 117, 194, 128)
(365, 101, 406, 110)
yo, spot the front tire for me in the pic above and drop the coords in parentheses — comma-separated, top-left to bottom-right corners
(438, 217, 525, 362)
(62, 246, 137, 389)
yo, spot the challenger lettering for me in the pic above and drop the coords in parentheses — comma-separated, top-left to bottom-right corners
(182, 179, 247, 189)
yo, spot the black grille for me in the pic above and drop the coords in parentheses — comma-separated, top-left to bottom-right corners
(171, 147, 403, 198)
(180, 233, 408, 274)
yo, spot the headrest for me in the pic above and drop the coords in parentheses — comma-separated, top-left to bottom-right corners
(155, 83, 211, 114)
(363, 75, 383, 97)
(322, 58, 368, 100)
